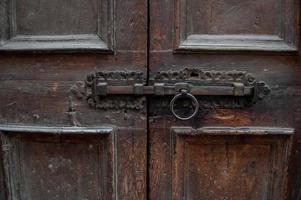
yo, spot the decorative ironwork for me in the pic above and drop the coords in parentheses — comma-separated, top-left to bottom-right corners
(71, 69, 270, 113)
(70, 85, 146, 111)
(153, 68, 256, 85)
(87, 70, 145, 82)
(152, 68, 270, 105)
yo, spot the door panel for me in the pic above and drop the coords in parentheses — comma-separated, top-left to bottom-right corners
(0, 126, 147, 200)
(149, 0, 300, 199)
(0, 0, 147, 199)
(2, 130, 115, 200)
(0, 0, 113, 51)
(174, 0, 298, 52)
(171, 127, 292, 200)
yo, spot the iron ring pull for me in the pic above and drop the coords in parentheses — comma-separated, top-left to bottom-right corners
(170, 89, 200, 120)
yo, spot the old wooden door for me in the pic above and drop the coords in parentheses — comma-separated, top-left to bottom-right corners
(0, 0, 300, 200)
(0, 0, 147, 199)
(148, 0, 300, 199)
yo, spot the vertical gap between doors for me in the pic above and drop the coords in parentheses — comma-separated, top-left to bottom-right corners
(146, 0, 150, 198)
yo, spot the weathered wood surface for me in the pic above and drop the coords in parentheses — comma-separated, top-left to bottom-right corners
(151, 126, 293, 200)
(0, 0, 301, 199)
(0, 0, 114, 51)
(0, 127, 146, 200)
(0, 0, 147, 199)
(149, 0, 300, 199)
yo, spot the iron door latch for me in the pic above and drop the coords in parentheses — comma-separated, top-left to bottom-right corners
(82, 69, 271, 120)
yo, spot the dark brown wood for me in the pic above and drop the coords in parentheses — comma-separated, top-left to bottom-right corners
(149, 0, 300, 199)
(116, 128, 147, 199)
(0, 136, 6, 200)
(171, 127, 293, 200)
(0, 0, 113, 51)
(1, 0, 301, 199)
(0, 126, 147, 200)
(1, 130, 115, 200)
(0, 0, 147, 199)
(174, 0, 298, 52)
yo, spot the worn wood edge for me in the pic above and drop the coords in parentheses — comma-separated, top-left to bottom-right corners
(171, 126, 295, 136)
(170, 126, 294, 199)
(174, 46, 298, 53)
(174, 35, 298, 53)
(0, 125, 117, 199)
(1, 0, 115, 53)
(0, 125, 114, 134)
(0, 34, 113, 53)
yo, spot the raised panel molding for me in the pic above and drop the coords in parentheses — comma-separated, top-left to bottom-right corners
(0, 0, 114, 52)
(171, 127, 294, 200)
(174, 0, 299, 52)
(0, 126, 116, 199)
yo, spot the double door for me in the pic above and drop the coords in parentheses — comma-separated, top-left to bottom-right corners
(0, 0, 300, 199)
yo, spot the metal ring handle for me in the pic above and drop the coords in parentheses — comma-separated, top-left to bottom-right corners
(170, 90, 199, 120)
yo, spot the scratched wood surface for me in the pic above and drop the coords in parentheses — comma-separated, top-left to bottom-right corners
(170, 128, 292, 200)
(2, 133, 114, 200)
(0, 0, 300, 199)
(0, 0, 147, 199)
(149, 0, 299, 199)
(16, 0, 98, 35)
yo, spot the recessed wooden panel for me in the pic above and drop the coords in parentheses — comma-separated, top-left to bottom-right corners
(174, 0, 298, 52)
(1, 127, 116, 200)
(171, 127, 293, 200)
(16, 0, 98, 35)
(0, 0, 113, 51)
(186, 144, 270, 199)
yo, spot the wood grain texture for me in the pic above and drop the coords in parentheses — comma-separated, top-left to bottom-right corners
(173, 0, 299, 52)
(185, 0, 280, 35)
(0, 0, 147, 199)
(149, 1, 300, 198)
(1, 128, 115, 200)
(16, 0, 98, 35)
(0, 0, 10, 46)
(0, 0, 114, 51)
(149, 124, 293, 200)
(0, 136, 7, 200)
(0, 127, 147, 200)
(1, 0, 301, 198)
(116, 128, 147, 200)
(177, 35, 297, 52)
(171, 127, 292, 200)
(0, 35, 109, 52)
(22, 138, 110, 199)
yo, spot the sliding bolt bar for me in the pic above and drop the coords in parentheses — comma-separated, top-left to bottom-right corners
(94, 82, 252, 97)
